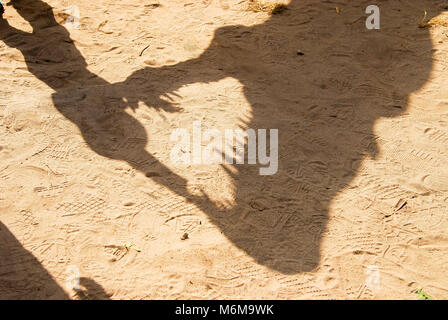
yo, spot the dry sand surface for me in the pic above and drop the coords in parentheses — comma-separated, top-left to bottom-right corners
(1, 0, 448, 299)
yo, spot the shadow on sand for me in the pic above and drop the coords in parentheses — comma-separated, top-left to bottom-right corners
(0, 222, 110, 299)
(0, 0, 443, 275)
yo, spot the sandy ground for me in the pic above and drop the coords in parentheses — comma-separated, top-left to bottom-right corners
(1, 0, 448, 299)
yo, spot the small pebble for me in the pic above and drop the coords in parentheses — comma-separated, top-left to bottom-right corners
(181, 233, 189, 240)
(297, 50, 304, 56)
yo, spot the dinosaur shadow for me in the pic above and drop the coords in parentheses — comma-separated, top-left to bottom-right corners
(0, 0, 442, 274)
(0, 222, 110, 299)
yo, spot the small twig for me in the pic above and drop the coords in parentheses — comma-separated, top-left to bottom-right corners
(139, 44, 150, 57)
(418, 10, 428, 28)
